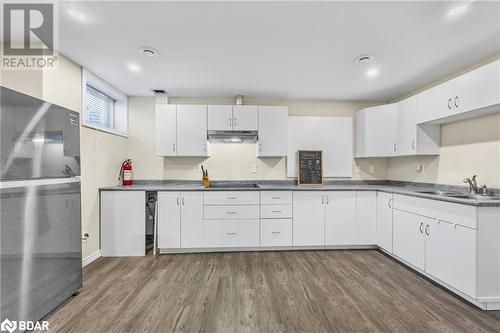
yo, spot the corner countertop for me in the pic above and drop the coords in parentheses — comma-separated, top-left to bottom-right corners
(100, 180, 500, 207)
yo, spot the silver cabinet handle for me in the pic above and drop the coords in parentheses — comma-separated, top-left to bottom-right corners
(203, 143, 207, 152)
(226, 211, 237, 214)
(425, 224, 430, 236)
(272, 210, 282, 213)
(226, 232, 237, 236)
(388, 198, 392, 208)
(233, 117, 236, 127)
(411, 139, 416, 150)
(321, 195, 324, 204)
(454, 96, 460, 108)
(226, 196, 237, 200)
(259, 143, 262, 152)
(229, 117, 233, 128)
(393, 143, 397, 152)
(176, 197, 179, 206)
(182, 197, 185, 205)
(326, 195, 329, 204)
(271, 231, 281, 235)
(271, 196, 281, 199)
(172, 143, 176, 152)
(419, 223, 424, 234)
(448, 98, 453, 109)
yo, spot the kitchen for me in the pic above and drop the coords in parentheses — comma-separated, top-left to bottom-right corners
(1, 1, 500, 332)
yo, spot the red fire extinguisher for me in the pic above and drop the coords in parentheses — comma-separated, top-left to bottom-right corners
(118, 159, 133, 186)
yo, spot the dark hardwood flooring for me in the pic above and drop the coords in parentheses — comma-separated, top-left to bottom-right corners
(44, 250, 500, 332)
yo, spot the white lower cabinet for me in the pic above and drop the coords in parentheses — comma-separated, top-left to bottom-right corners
(425, 219, 477, 298)
(204, 220, 259, 248)
(325, 192, 356, 245)
(293, 192, 325, 246)
(392, 209, 427, 271)
(376, 192, 393, 252)
(355, 191, 377, 244)
(101, 191, 145, 256)
(157, 191, 203, 249)
(260, 219, 292, 247)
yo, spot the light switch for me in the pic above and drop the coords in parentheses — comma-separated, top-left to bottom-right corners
(251, 164, 258, 173)
(416, 164, 425, 174)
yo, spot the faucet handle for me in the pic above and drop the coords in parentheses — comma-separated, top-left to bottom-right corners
(463, 178, 470, 183)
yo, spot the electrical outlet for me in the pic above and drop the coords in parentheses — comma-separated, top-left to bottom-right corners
(251, 164, 258, 173)
(368, 164, 375, 174)
(416, 164, 425, 174)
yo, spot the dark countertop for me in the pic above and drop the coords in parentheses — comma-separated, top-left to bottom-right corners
(100, 180, 500, 207)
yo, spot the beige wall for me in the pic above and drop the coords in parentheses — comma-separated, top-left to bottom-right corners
(1, 55, 128, 259)
(128, 96, 388, 181)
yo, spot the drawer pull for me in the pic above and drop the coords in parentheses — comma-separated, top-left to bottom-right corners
(271, 231, 281, 235)
(272, 210, 282, 213)
(226, 211, 237, 214)
(226, 196, 237, 200)
(271, 196, 281, 199)
(226, 232, 237, 236)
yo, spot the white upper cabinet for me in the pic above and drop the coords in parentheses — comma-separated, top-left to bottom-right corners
(257, 106, 288, 157)
(176, 105, 208, 156)
(156, 104, 208, 157)
(155, 104, 177, 156)
(232, 105, 258, 131)
(397, 96, 440, 156)
(355, 103, 398, 157)
(417, 59, 500, 124)
(207, 105, 233, 131)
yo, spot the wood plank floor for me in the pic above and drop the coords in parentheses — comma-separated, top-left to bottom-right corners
(44, 250, 500, 333)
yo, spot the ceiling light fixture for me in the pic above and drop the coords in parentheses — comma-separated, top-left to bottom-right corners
(365, 68, 380, 78)
(446, 1, 473, 19)
(140, 47, 159, 58)
(354, 54, 375, 64)
(66, 8, 87, 23)
(128, 63, 141, 73)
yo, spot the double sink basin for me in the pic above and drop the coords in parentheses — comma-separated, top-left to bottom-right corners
(415, 190, 500, 201)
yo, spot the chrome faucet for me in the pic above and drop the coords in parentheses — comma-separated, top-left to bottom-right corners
(463, 175, 478, 194)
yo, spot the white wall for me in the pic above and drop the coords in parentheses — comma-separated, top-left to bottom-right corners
(127, 96, 388, 181)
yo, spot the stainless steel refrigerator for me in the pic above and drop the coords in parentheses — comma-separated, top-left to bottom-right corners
(0, 87, 82, 326)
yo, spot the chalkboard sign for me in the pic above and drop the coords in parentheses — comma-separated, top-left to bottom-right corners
(297, 150, 323, 185)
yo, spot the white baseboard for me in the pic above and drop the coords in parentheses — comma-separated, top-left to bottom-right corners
(82, 250, 101, 267)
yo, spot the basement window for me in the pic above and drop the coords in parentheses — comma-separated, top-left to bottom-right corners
(82, 69, 128, 137)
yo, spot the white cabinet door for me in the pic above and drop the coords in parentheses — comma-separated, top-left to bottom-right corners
(208, 105, 233, 131)
(180, 192, 204, 248)
(155, 104, 177, 156)
(257, 106, 288, 157)
(232, 105, 258, 131)
(356, 191, 377, 245)
(157, 192, 181, 249)
(426, 220, 477, 297)
(101, 191, 145, 256)
(354, 109, 367, 158)
(397, 96, 417, 156)
(324, 192, 356, 245)
(203, 220, 259, 248)
(176, 105, 207, 156)
(293, 191, 325, 246)
(393, 209, 426, 270)
(376, 192, 393, 252)
(364, 103, 399, 157)
(260, 219, 293, 247)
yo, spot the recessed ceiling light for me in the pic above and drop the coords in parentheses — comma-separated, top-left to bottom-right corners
(140, 47, 159, 58)
(365, 68, 380, 78)
(128, 63, 141, 73)
(354, 54, 375, 64)
(67, 8, 87, 23)
(446, 2, 473, 19)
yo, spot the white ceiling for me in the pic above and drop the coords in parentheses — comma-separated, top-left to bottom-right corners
(58, 1, 500, 101)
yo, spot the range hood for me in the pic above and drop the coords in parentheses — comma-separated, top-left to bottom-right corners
(207, 130, 258, 144)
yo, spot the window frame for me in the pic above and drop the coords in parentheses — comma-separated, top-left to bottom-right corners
(81, 69, 128, 137)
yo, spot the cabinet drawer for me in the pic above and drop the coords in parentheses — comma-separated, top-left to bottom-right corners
(203, 219, 259, 247)
(260, 219, 292, 247)
(204, 205, 259, 220)
(260, 191, 292, 205)
(393, 194, 477, 229)
(204, 191, 259, 205)
(260, 205, 292, 219)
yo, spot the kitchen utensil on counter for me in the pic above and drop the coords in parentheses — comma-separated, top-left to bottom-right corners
(201, 165, 210, 188)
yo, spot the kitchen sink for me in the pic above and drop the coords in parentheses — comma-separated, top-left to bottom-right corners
(209, 183, 260, 189)
(415, 190, 461, 196)
(415, 190, 500, 200)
